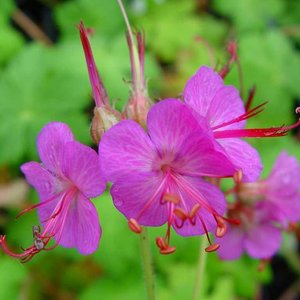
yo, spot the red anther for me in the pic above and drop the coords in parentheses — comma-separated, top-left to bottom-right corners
(128, 218, 142, 234)
(215, 223, 227, 238)
(155, 237, 168, 250)
(205, 243, 220, 253)
(163, 193, 180, 204)
(173, 207, 188, 220)
(189, 204, 201, 218)
(234, 170, 243, 183)
(160, 246, 176, 255)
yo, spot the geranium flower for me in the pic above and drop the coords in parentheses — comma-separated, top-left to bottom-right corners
(0, 122, 106, 262)
(183, 66, 299, 182)
(216, 201, 282, 260)
(99, 99, 236, 254)
(217, 152, 300, 260)
(238, 152, 300, 226)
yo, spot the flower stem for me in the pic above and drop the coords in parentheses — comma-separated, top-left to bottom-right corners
(140, 228, 156, 300)
(192, 236, 208, 300)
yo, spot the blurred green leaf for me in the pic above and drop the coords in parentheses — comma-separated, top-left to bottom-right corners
(0, 43, 91, 164)
(55, 0, 124, 40)
(213, 0, 284, 32)
(0, 257, 27, 299)
(0, 13, 24, 66)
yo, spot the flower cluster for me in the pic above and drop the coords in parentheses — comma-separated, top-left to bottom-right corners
(217, 152, 300, 260)
(1, 5, 299, 263)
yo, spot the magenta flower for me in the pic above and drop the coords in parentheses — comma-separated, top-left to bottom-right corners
(99, 99, 236, 253)
(216, 201, 282, 260)
(183, 66, 299, 182)
(0, 122, 106, 261)
(238, 152, 300, 226)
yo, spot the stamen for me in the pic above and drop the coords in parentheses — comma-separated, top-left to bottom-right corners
(16, 192, 63, 219)
(163, 193, 180, 204)
(160, 246, 176, 255)
(214, 215, 227, 238)
(136, 176, 168, 220)
(128, 218, 142, 234)
(155, 237, 176, 255)
(205, 243, 220, 252)
(189, 204, 201, 218)
(234, 170, 243, 183)
(173, 207, 188, 220)
(156, 237, 167, 250)
(213, 119, 300, 139)
(211, 101, 268, 131)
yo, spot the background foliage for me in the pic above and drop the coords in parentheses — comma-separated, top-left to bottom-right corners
(0, 0, 299, 299)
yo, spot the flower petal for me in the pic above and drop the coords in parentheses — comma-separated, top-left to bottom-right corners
(184, 66, 245, 129)
(183, 66, 223, 117)
(147, 99, 209, 154)
(266, 152, 300, 197)
(218, 138, 262, 182)
(20, 161, 61, 201)
(111, 172, 168, 226)
(175, 133, 236, 178)
(216, 225, 245, 260)
(37, 122, 74, 175)
(61, 141, 106, 198)
(244, 223, 281, 259)
(172, 176, 226, 236)
(99, 120, 156, 182)
(207, 86, 245, 129)
(58, 194, 101, 255)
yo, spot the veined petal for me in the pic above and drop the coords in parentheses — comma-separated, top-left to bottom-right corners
(216, 225, 245, 260)
(176, 133, 236, 178)
(20, 161, 61, 201)
(99, 120, 156, 182)
(172, 176, 226, 236)
(37, 122, 74, 175)
(207, 86, 245, 129)
(58, 194, 101, 255)
(266, 152, 300, 196)
(244, 223, 281, 259)
(218, 138, 262, 182)
(183, 66, 223, 117)
(61, 141, 106, 198)
(147, 99, 208, 154)
(111, 172, 168, 226)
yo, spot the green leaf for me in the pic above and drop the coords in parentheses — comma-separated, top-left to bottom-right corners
(0, 14, 24, 66)
(136, 0, 207, 62)
(55, 0, 124, 40)
(0, 43, 91, 164)
(213, 0, 284, 32)
(0, 257, 27, 299)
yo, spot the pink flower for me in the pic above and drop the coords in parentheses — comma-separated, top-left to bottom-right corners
(183, 66, 299, 182)
(99, 99, 236, 254)
(0, 122, 106, 261)
(238, 152, 300, 226)
(217, 152, 300, 260)
(216, 201, 282, 260)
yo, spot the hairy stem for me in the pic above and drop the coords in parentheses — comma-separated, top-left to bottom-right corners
(140, 228, 156, 300)
(192, 236, 208, 300)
